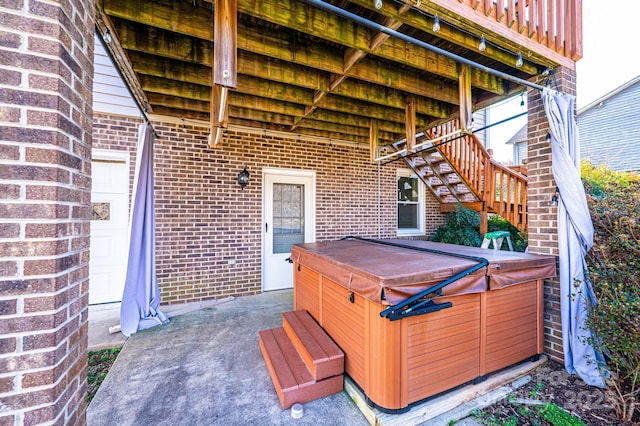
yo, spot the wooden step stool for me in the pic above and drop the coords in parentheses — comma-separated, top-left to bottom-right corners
(258, 310, 344, 409)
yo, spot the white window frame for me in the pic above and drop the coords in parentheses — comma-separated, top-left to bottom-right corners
(396, 168, 425, 236)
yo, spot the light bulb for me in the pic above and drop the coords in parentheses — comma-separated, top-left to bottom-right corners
(515, 53, 523, 68)
(374, 0, 382, 9)
(103, 31, 112, 44)
(478, 36, 486, 52)
(432, 15, 440, 32)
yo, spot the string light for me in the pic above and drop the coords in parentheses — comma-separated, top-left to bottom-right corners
(374, 0, 382, 9)
(385, 0, 533, 74)
(478, 35, 486, 52)
(103, 30, 112, 44)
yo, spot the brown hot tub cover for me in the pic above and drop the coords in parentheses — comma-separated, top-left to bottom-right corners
(291, 238, 556, 305)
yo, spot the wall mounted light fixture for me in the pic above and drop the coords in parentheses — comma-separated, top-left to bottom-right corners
(238, 167, 250, 190)
(551, 186, 559, 206)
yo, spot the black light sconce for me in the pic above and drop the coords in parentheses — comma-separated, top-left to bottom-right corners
(238, 167, 250, 190)
(551, 186, 559, 206)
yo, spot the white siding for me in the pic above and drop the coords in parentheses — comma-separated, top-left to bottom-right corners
(578, 81, 640, 172)
(93, 34, 140, 117)
(473, 109, 488, 147)
(513, 141, 527, 165)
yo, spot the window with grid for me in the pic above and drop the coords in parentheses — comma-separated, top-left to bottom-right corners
(397, 170, 425, 235)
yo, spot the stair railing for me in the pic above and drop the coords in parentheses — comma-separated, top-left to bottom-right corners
(425, 119, 528, 230)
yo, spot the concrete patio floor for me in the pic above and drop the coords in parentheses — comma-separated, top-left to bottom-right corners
(87, 290, 368, 425)
(87, 290, 542, 425)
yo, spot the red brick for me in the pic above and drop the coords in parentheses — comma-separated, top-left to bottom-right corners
(25, 222, 81, 238)
(0, 337, 16, 354)
(0, 376, 14, 393)
(0, 299, 17, 316)
(0, 414, 16, 425)
(0, 310, 67, 334)
(0, 260, 18, 277)
(22, 370, 55, 388)
(24, 254, 80, 277)
(0, 239, 69, 257)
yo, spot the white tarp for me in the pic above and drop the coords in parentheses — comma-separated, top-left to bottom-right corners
(120, 124, 169, 336)
(542, 88, 606, 387)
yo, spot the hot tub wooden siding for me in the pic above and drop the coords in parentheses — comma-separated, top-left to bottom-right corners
(292, 239, 553, 412)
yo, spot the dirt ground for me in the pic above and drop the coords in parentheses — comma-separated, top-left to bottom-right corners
(475, 359, 637, 425)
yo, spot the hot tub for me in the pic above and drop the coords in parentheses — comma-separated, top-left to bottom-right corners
(291, 238, 556, 412)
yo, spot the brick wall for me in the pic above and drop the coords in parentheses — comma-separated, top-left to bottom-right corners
(91, 115, 445, 303)
(527, 67, 577, 362)
(0, 0, 94, 424)
(92, 113, 141, 210)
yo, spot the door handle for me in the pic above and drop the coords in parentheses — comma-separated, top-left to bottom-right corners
(265, 223, 268, 232)
(285, 257, 294, 263)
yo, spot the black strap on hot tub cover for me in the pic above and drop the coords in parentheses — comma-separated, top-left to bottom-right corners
(342, 237, 489, 321)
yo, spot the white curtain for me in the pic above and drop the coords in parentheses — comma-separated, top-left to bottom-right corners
(542, 88, 606, 387)
(120, 124, 169, 336)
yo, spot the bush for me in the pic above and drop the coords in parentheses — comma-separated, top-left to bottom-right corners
(581, 161, 640, 422)
(487, 215, 528, 252)
(431, 204, 528, 251)
(430, 204, 482, 247)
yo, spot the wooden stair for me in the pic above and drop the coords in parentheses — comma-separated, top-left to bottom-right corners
(393, 119, 528, 230)
(258, 310, 344, 409)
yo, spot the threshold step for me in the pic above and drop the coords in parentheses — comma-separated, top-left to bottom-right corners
(259, 327, 343, 409)
(282, 310, 344, 381)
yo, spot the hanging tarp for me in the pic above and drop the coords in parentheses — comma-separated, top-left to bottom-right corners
(120, 124, 169, 337)
(542, 88, 606, 387)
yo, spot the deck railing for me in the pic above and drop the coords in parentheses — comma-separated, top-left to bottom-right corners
(434, 0, 582, 62)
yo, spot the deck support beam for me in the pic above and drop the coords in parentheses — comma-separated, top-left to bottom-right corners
(211, 0, 237, 147)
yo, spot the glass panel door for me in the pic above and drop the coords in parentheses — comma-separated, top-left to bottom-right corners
(273, 183, 305, 254)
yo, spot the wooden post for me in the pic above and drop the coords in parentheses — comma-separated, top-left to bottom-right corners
(405, 96, 416, 152)
(211, 0, 237, 147)
(458, 64, 473, 132)
(479, 210, 488, 236)
(214, 0, 237, 88)
(369, 119, 379, 163)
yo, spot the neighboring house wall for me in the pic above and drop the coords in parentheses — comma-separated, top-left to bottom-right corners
(472, 109, 488, 147)
(578, 78, 640, 172)
(92, 114, 446, 303)
(512, 141, 526, 164)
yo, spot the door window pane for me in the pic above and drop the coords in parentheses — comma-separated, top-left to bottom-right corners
(273, 183, 304, 253)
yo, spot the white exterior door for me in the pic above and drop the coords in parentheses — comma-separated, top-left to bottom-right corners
(263, 169, 315, 291)
(89, 150, 129, 304)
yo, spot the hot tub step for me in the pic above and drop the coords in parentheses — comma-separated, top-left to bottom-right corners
(282, 310, 344, 381)
(259, 327, 344, 409)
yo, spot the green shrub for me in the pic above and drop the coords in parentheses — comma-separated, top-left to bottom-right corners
(430, 204, 481, 247)
(431, 204, 528, 251)
(582, 161, 640, 422)
(487, 215, 528, 252)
